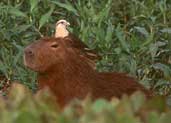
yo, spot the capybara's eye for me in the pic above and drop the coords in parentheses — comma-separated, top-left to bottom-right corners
(51, 43, 59, 48)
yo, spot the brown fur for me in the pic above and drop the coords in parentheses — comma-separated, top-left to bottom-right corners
(63, 34, 101, 68)
(24, 37, 152, 107)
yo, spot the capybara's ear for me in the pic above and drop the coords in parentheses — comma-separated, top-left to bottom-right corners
(61, 38, 74, 48)
(52, 38, 67, 47)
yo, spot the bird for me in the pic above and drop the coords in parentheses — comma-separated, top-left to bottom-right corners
(55, 19, 70, 38)
(54, 19, 101, 68)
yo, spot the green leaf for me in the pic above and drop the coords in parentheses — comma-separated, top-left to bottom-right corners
(151, 63, 171, 80)
(9, 7, 27, 17)
(14, 25, 31, 33)
(130, 91, 145, 112)
(105, 21, 114, 42)
(134, 26, 149, 37)
(51, 1, 78, 16)
(14, 111, 40, 123)
(30, 0, 39, 12)
(161, 28, 171, 34)
(92, 99, 109, 113)
(146, 112, 160, 123)
(39, 6, 54, 29)
(115, 24, 130, 53)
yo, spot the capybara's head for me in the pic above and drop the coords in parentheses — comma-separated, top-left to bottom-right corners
(24, 37, 74, 73)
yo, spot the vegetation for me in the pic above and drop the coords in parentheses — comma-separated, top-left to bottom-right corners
(0, 0, 171, 122)
(0, 83, 170, 123)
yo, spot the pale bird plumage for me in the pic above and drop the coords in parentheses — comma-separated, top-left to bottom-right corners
(55, 19, 70, 38)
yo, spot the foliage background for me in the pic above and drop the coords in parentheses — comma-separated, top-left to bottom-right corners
(0, 0, 171, 96)
(0, 0, 171, 123)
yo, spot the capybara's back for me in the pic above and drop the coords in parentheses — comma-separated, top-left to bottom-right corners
(96, 72, 152, 98)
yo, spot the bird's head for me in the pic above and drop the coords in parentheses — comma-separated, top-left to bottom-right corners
(56, 19, 70, 27)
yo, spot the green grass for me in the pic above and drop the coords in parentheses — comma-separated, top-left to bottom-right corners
(0, 0, 171, 96)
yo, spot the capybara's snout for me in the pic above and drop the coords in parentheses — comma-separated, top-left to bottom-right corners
(24, 46, 34, 58)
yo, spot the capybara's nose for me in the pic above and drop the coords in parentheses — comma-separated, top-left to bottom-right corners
(24, 47, 34, 57)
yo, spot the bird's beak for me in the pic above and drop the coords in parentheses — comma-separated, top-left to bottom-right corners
(67, 22, 70, 26)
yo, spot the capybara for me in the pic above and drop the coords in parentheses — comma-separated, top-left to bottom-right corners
(24, 37, 152, 107)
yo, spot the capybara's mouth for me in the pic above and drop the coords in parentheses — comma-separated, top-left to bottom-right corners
(23, 54, 36, 70)
(23, 54, 45, 72)
(24, 55, 32, 68)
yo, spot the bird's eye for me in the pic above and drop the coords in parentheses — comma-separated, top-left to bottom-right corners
(51, 43, 58, 48)
(61, 22, 64, 24)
